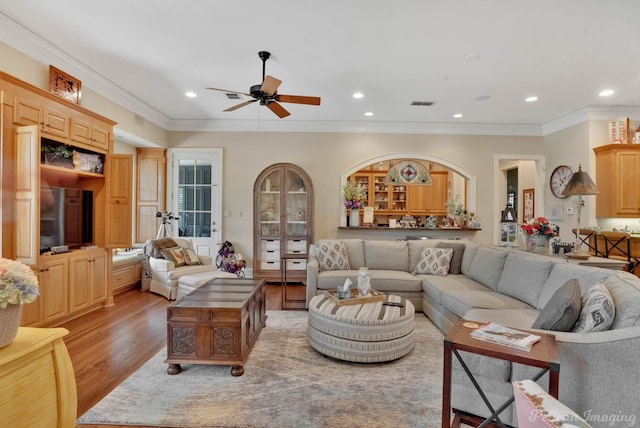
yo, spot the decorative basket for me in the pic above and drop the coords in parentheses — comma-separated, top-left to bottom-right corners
(0, 304, 23, 349)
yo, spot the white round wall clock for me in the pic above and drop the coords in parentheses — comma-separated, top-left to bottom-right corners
(549, 165, 574, 199)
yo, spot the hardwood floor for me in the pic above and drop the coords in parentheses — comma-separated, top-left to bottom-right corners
(68, 283, 286, 427)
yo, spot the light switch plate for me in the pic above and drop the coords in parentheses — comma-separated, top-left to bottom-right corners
(566, 207, 574, 215)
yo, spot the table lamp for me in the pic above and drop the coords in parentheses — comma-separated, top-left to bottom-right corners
(561, 164, 599, 258)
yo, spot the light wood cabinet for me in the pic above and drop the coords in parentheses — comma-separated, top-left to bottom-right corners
(407, 171, 448, 215)
(41, 256, 70, 324)
(69, 117, 110, 151)
(105, 154, 133, 248)
(136, 148, 167, 243)
(253, 163, 313, 283)
(594, 144, 640, 217)
(112, 256, 143, 294)
(69, 249, 107, 312)
(12, 95, 70, 139)
(0, 328, 77, 428)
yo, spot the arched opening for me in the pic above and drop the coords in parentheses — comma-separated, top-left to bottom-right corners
(340, 153, 477, 227)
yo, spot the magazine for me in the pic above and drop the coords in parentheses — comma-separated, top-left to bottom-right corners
(470, 322, 541, 352)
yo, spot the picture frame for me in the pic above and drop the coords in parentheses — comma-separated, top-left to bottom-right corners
(49, 65, 82, 105)
(548, 204, 564, 221)
(523, 188, 535, 222)
(363, 207, 374, 224)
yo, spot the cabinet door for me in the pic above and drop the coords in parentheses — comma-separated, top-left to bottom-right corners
(42, 258, 69, 324)
(41, 106, 69, 139)
(407, 186, 428, 213)
(105, 154, 133, 248)
(615, 151, 640, 215)
(15, 125, 39, 265)
(426, 172, 448, 214)
(69, 254, 91, 312)
(13, 95, 41, 126)
(90, 121, 110, 151)
(69, 117, 91, 147)
(20, 267, 43, 326)
(136, 148, 166, 242)
(91, 251, 107, 303)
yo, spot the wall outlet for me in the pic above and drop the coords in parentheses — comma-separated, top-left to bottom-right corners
(566, 207, 574, 215)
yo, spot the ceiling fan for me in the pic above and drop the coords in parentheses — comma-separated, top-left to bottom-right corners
(206, 51, 321, 118)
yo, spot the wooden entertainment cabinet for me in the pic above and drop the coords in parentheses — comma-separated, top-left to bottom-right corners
(0, 71, 133, 327)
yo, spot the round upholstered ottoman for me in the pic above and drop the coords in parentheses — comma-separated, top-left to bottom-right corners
(308, 294, 415, 363)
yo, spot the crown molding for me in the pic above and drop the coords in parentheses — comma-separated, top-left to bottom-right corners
(542, 105, 640, 135)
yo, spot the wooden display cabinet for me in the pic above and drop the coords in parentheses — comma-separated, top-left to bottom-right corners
(253, 163, 313, 283)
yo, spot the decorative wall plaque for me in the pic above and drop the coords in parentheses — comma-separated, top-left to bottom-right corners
(49, 65, 82, 105)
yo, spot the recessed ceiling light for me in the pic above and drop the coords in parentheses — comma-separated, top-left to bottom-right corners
(525, 96, 538, 102)
(364, 112, 374, 117)
(599, 89, 615, 97)
(474, 95, 491, 101)
(465, 53, 481, 61)
(185, 91, 197, 98)
(453, 113, 463, 118)
(353, 92, 364, 99)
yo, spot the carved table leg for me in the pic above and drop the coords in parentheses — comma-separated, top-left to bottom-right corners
(231, 365, 244, 376)
(167, 363, 182, 375)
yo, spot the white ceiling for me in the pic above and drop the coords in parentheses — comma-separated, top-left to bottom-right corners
(2, 1, 640, 135)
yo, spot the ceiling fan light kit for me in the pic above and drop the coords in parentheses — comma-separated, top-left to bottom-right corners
(206, 51, 321, 118)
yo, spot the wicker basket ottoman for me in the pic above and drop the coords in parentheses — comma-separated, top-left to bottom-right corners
(308, 294, 415, 363)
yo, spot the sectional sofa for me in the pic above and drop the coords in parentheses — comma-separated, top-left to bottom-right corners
(306, 238, 640, 426)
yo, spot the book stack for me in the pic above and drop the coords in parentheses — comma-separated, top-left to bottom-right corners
(470, 322, 541, 352)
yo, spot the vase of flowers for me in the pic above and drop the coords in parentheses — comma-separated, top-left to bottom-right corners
(0, 258, 39, 348)
(520, 217, 559, 254)
(445, 195, 469, 227)
(343, 181, 367, 227)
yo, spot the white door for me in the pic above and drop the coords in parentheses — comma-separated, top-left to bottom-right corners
(169, 149, 222, 257)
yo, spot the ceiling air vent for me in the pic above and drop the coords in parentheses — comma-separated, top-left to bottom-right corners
(411, 101, 436, 106)
(226, 93, 242, 100)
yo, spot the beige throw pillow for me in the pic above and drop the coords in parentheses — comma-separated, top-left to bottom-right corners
(316, 240, 351, 271)
(161, 247, 187, 267)
(182, 248, 202, 266)
(413, 247, 453, 276)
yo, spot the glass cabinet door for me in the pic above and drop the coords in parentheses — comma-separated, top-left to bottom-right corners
(285, 169, 307, 237)
(259, 170, 281, 236)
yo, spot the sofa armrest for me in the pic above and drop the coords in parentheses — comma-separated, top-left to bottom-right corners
(306, 251, 320, 308)
(149, 257, 175, 272)
(198, 255, 213, 266)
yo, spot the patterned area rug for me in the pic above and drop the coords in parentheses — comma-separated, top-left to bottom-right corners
(77, 310, 444, 428)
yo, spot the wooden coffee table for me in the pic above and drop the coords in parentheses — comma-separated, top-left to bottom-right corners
(165, 278, 266, 376)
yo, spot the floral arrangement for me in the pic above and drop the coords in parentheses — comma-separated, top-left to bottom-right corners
(445, 195, 469, 222)
(343, 181, 367, 209)
(0, 258, 39, 308)
(520, 217, 559, 237)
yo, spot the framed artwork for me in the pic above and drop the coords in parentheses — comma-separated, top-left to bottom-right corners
(363, 207, 374, 224)
(548, 204, 564, 221)
(49, 65, 82, 104)
(523, 188, 535, 222)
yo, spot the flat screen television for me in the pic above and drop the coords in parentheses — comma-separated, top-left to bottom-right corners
(40, 186, 94, 254)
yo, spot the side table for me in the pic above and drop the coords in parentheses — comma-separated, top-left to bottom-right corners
(442, 319, 559, 428)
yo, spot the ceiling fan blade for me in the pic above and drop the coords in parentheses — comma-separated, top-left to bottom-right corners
(223, 100, 257, 112)
(205, 87, 253, 97)
(266, 101, 290, 118)
(261, 75, 282, 95)
(277, 94, 321, 105)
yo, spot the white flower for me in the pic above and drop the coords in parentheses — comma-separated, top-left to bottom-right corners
(0, 258, 39, 308)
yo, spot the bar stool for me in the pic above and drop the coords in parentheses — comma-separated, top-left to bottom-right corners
(572, 228, 599, 256)
(599, 231, 639, 273)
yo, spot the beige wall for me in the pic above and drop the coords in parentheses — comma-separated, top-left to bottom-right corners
(168, 131, 543, 260)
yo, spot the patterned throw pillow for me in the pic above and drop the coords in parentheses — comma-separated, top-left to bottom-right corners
(161, 247, 187, 267)
(413, 247, 454, 276)
(182, 248, 202, 266)
(572, 283, 616, 332)
(316, 240, 350, 271)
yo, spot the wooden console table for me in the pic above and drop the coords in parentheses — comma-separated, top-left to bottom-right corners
(442, 319, 559, 428)
(0, 328, 77, 427)
(165, 278, 266, 376)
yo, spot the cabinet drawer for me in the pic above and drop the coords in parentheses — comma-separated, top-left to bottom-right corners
(261, 240, 280, 250)
(287, 239, 307, 252)
(261, 249, 280, 261)
(260, 261, 280, 270)
(287, 260, 307, 270)
(113, 266, 135, 287)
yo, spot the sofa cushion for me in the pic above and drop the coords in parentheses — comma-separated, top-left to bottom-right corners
(572, 283, 615, 332)
(531, 279, 581, 331)
(497, 253, 552, 307)
(344, 239, 365, 271)
(466, 246, 508, 291)
(537, 263, 613, 310)
(317, 270, 422, 292)
(464, 308, 540, 330)
(604, 271, 640, 329)
(161, 247, 187, 267)
(413, 247, 453, 276)
(441, 290, 533, 318)
(436, 242, 466, 275)
(421, 274, 491, 306)
(145, 237, 178, 259)
(316, 240, 351, 271)
(364, 240, 409, 271)
(460, 244, 479, 276)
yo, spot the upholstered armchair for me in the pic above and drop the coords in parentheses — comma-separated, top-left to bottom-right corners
(143, 237, 222, 300)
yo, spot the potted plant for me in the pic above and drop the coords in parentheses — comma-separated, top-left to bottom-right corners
(41, 144, 73, 168)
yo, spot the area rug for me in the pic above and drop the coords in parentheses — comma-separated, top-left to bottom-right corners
(77, 310, 445, 428)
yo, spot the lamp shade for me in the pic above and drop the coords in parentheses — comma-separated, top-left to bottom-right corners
(561, 164, 599, 196)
